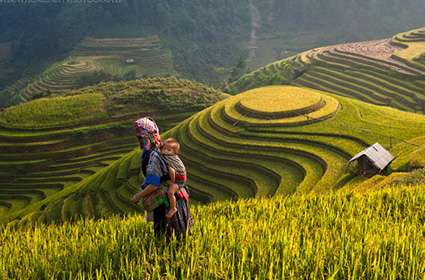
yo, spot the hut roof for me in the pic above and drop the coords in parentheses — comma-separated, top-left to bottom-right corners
(349, 143, 394, 171)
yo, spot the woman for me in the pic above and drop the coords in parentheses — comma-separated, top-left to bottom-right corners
(131, 117, 193, 238)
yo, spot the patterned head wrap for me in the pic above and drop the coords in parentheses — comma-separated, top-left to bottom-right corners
(134, 117, 161, 148)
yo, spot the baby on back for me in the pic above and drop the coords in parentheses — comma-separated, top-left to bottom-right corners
(160, 138, 187, 219)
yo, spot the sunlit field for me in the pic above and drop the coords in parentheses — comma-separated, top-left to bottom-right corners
(0, 185, 423, 279)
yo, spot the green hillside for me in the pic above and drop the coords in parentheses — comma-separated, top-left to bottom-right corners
(2, 27, 425, 226)
(0, 35, 176, 107)
(0, 93, 107, 129)
(8, 84, 425, 226)
(391, 27, 425, 61)
(4, 1, 425, 105)
(229, 27, 425, 114)
(0, 77, 227, 224)
(73, 35, 175, 77)
(162, 85, 425, 200)
(1, 185, 423, 279)
(1, 6, 425, 279)
(5, 79, 425, 226)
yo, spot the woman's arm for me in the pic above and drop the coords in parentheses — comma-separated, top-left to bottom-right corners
(132, 150, 164, 204)
(131, 184, 156, 204)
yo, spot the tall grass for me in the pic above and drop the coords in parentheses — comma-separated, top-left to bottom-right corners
(0, 185, 423, 279)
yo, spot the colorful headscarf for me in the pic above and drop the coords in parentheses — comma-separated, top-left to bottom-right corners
(134, 117, 161, 148)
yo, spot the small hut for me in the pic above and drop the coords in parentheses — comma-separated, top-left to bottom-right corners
(125, 58, 135, 64)
(348, 143, 394, 175)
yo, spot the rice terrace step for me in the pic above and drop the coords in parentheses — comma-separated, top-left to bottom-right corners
(231, 86, 339, 126)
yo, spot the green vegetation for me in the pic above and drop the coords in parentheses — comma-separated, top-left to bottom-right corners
(5, 84, 425, 225)
(72, 35, 176, 79)
(4, 0, 425, 104)
(237, 86, 322, 114)
(1, 185, 423, 279)
(391, 137, 425, 171)
(0, 42, 13, 92)
(0, 14, 424, 279)
(162, 85, 425, 201)
(390, 167, 425, 186)
(0, 93, 106, 129)
(2, 28, 425, 226)
(75, 70, 125, 88)
(227, 60, 298, 93)
(0, 77, 227, 225)
(1, 77, 226, 129)
(0, 36, 178, 107)
(392, 27, 425, 60)
(0, 59, 100, 106)
(230, 27, 425, 114)
(226, 86, 339, 126)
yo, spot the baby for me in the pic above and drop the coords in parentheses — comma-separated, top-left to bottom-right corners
(160, 138, 187, 219)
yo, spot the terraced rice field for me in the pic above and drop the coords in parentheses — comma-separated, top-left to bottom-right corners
(158, 86, 425, 201)
(0, 114, 189, 225)
(5, 85, 425, 225)
(230, 27, 425, 114)
(0, 77, 227, 226)
(390, 27, 425, 71)
(1, 59, 100, 106)
(0, 93, 107, 129)
(3, 28, 425, 226)
(0, 35, 176, 107)
(73, 35, 175, 78)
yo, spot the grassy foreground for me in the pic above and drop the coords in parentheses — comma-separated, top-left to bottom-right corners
(0, 185, 424, 279)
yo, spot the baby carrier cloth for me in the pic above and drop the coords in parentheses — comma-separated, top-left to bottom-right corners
(141, 149, 190, 211)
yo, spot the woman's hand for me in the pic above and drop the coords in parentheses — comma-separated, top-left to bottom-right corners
(131, 193, 141, 204)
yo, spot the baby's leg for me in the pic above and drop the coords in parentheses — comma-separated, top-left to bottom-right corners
(165, 183, 178, 219)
